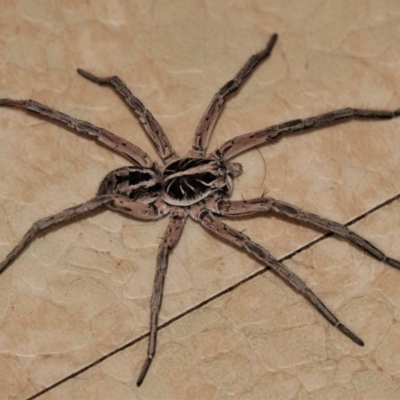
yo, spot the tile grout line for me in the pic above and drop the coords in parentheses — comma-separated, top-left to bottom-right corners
(26, 192, 400, 400)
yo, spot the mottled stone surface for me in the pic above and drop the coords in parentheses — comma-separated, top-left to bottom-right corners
(1, 1, 400, 399)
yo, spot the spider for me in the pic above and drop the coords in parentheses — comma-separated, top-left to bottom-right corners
(1, 33, 400, 387)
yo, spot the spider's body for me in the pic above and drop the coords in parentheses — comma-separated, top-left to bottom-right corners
(1, 33, 400, 386)
(98, 157, 241, 209)
(98, 166, 163, 203)
(162, 157, 242, 206)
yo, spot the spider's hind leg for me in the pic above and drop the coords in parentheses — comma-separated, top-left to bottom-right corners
(0, 98, 152, 167)
(0, 195, 114, 275)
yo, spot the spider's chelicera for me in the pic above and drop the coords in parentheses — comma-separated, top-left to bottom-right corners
(1, 33, 400, 386)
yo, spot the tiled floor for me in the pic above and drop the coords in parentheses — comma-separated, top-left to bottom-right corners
(1, 1, 400, 399)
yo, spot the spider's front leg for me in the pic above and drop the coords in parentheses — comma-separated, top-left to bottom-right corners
(136, 207, 187, 386)
(214, 107, 400, 160)
(193, 208, 364, 347)
(191, 33, 278, 156)
(218, 197, 400, 270)
(77, 69, 177, 164)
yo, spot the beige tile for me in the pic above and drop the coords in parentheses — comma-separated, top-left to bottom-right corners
(1, 1, 400, 399)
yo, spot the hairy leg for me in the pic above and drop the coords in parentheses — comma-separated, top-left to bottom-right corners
(0, 195, 114, 274)
(218, 197, 400, 270)
(0, 99, 153, 167)
(191, 33, 278, 156)
(137, 207, 187, 386)
(77, 69, 177, 163)
(195, 208, 364, 346)
(214, 107, 400, 160)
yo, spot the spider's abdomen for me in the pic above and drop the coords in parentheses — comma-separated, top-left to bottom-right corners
(98, 167, 162, 203)
(162, 157, 238, 206)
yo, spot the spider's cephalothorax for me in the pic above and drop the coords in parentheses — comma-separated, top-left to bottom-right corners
(1, 33, 400, 388)
(162, 157, 242, 206)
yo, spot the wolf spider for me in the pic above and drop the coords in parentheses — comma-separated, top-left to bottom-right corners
(1, 33, 400, 386)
